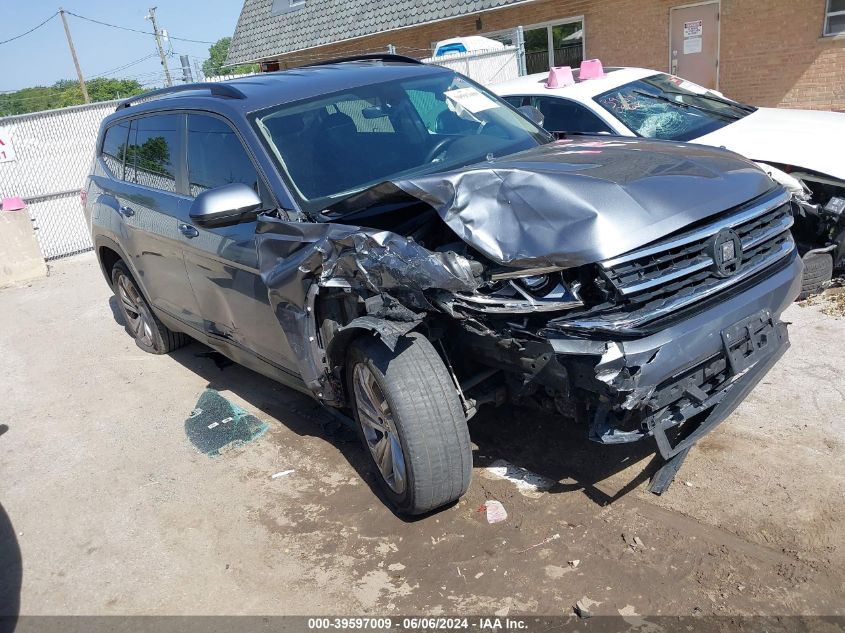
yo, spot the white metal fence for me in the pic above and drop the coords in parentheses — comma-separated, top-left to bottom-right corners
(0, 100, 119, 259)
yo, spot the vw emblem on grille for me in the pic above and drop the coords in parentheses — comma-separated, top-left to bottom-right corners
(711, 228, 742, 278)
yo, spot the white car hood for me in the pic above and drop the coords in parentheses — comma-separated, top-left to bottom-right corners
(694, 107, 845, 181)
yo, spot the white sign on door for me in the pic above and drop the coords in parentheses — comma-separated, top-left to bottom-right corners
(684, 20, 703, 37)
(0, 128, 16, 163)
(683, 19, 703, 55)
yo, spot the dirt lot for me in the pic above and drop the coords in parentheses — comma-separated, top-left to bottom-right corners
(1, 252, 844, 619)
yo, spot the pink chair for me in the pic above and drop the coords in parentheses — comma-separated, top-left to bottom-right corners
(1, 197, 26, 212)
(546, 66, 575, 88)
(579, 59, 605, 80)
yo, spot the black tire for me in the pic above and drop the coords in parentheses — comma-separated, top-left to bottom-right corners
(798, 251, 833, 300)
(111, 260, 189, 354)
(346, 332, 472, 515)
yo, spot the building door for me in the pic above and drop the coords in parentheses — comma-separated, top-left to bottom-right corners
(669, 2, 719, 88)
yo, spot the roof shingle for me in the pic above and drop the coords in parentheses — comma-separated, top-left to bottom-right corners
(226, 0, 531, 66)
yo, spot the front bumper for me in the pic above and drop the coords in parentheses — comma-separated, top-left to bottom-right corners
(545, 250, 803, 458)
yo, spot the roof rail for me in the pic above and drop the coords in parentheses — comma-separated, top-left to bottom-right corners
(306, 53, 423, 67)
(116, 82, 247, 110)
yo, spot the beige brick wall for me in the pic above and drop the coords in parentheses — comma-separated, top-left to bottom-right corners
(720, 0, 845, 110)
(267, 0, 845, 110)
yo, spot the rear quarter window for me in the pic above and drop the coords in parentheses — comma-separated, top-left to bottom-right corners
(124, 114, 180, 193)
(101, 121, 130, 179)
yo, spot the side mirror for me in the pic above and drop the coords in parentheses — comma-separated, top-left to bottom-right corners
(189, 183, 262, 227)
(518, 105, 545, 128)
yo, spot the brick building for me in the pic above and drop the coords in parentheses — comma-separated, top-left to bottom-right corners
(227, 0, 845, 110)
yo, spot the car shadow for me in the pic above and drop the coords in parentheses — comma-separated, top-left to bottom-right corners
(0, 502, 22, 633)
(467, 407, 663, 506)
(162, 337, 662, 517)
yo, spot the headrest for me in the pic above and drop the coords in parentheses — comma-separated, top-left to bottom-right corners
(323, 112, 356, 132)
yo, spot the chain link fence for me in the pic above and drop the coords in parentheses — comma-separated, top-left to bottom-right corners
(0, 100, 119, 259)
(0, 74, 260, 262)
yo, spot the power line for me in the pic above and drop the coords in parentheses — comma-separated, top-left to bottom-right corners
(91, 53, 159, 79)
(64, 10, 214, 44)
(0, 11, 58, 45)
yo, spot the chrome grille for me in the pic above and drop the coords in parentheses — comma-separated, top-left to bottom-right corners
(599, 190, 794, 308)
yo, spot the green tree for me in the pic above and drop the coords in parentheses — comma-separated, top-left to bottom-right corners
(202, 37, 259, 78)
(0, 78, 145, 116)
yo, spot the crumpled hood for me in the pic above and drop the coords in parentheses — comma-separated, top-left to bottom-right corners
(381, 137, 776, 268)
(694, 107, 845, 181)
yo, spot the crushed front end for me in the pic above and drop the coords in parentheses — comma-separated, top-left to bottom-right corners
(255, 137, 802, 491)
(443, 187, 801, 463)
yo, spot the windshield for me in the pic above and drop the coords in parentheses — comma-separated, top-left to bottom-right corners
(594, 73, 755, 141)
(252, 70, 551, 214)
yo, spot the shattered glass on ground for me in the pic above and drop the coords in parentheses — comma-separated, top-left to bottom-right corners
(184, 389, 269, 457)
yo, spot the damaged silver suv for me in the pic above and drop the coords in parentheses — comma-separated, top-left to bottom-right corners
(86, 55, 802, 514)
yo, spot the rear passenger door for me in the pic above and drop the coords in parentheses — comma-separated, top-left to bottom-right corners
(96, 113, 203, 332)
(180, 112, 300, 376)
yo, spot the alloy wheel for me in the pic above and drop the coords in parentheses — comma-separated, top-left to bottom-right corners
(117, 274, 154, 348)
(353, 363, 407, 494)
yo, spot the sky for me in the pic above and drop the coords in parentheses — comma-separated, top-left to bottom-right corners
(0, 1, 246, 92)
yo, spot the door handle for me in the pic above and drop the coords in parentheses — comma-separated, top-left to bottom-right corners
(118, 205, 135, 217)
(178, 223, 199, 238)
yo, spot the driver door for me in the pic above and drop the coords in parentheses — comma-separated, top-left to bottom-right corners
(179, 112, 301, 382)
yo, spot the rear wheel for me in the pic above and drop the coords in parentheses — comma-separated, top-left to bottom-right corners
(347, 332, 472, 515)
(111, 260, 189, 354)
(798, 251, 833, 300)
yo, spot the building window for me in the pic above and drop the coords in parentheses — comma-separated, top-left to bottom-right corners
(485, 18, 584, 75)
(271, 0, 305, 16)
(826, 0, 845, 35)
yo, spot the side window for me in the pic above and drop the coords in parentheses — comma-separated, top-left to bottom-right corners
(502, 95, 531, 108)
(124, 114, 180, 193)
(532, 97, 614, 134)
(187, 114, 260, 197)
(101, 121, 130, 179)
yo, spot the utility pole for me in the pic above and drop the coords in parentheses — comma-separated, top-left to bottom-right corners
(59, 8, 90, 103)
(179, 55, 194, 84)
(146, 7, 173, 87)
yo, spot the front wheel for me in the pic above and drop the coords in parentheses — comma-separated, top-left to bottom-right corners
(347, 332, 472, 515)
(798, 251, 833, 300)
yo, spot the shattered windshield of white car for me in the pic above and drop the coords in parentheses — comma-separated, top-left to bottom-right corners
(594, 73, 755, 141)
(252, 72, 551, 214)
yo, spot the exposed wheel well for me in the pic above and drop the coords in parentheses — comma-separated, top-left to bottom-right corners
(98, 246, 122, 286)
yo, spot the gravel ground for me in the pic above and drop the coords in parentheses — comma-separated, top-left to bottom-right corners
(1, 252, 843, 620)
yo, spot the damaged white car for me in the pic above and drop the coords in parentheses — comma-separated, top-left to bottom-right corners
(493, 63, 845, 295)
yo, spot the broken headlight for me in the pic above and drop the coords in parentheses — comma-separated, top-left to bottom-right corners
(453, 266, 583, 313)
